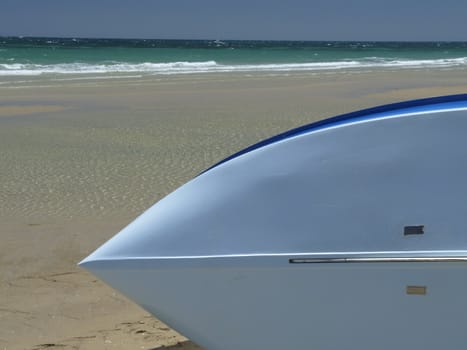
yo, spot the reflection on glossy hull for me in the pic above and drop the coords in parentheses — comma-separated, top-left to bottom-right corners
(80, 95, 467, 349)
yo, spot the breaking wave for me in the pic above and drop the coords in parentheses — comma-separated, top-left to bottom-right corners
(1, 57, 467, 76)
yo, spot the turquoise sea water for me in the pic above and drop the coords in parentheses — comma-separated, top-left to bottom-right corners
(1, 37, 467, 77)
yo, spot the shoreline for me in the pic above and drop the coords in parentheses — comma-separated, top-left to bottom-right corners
(1, 69, 467, 349)
(1, 66, 467, 89)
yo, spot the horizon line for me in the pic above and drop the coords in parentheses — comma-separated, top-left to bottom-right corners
(2, 35, 467, 44)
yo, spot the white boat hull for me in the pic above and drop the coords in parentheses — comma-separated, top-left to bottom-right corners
(85, 256, 467, 350)
(80, 95, 467, 349)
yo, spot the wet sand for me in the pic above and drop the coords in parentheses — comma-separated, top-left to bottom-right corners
(1, 69, 467, 349)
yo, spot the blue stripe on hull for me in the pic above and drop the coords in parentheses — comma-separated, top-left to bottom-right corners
(202, 93, 467, 174)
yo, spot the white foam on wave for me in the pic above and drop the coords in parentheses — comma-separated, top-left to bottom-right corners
(1, 57, 467, 76)
(0, 61, 219, 76)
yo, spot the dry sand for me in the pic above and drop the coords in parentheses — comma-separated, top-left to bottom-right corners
(1, 69, 467, 349)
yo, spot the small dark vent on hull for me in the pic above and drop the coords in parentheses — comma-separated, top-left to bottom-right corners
(404, 225, 424, 236)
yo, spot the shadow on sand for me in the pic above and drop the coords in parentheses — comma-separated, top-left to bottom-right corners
(151, 340, 202, 349)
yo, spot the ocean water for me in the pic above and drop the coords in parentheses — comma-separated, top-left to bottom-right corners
(1, 37, 467, 78)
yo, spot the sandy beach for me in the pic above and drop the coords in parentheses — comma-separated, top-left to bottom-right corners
(1, 69, 467, 349)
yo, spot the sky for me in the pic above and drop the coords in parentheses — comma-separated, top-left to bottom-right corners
(1, 0, 466, 41)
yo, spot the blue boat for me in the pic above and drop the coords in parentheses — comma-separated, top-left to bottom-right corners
(80, 94, 467, 350)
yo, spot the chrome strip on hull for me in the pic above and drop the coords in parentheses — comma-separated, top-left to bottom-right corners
(289, 256, 467, 263)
